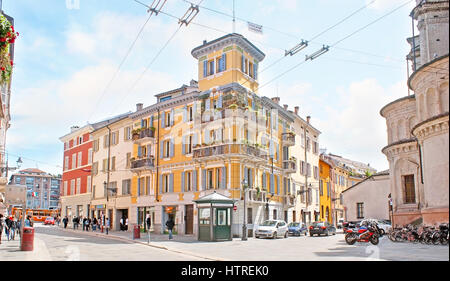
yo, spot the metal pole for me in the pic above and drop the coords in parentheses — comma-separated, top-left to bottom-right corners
(242, 184, 247, 240)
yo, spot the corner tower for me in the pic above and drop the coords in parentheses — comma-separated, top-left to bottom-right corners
(191, 33, 265, 93)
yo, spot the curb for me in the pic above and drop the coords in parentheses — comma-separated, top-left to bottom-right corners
(56, 227, 225, 261)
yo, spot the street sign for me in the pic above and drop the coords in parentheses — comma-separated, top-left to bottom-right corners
(233, 205, 237, 211)
(4, 185, 27, 206)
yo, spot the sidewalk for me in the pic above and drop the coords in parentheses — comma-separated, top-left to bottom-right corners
(58, 227, 226, 261)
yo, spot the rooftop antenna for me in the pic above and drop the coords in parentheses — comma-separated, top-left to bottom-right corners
(232, 0, 236, 33)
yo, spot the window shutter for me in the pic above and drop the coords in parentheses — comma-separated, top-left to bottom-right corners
(138, 146, 142, 157)
(159, 175, 163, 194)
(181, 172, 185, 192)
(161, 111, 165, 128)
(170, 109, 174, 126)
(217, 95, 223, 108)
(182, 136, 186, 155)
(169, 173, 174, 193)
(244, 167, 248, 186)
(270, 174, 274, 194)
(170, 139, 174, 158)
(249, 168, 253, 188)
(276, 143, 280, 161)
(203, 60, 207, 77)
(277, 176, 280, 195)
(221, 167, 226, 189)
(146, 144, 151, 157)
(262, 173, 266, 189)
(254, 63, 258, 80)
(202, 170, 206, 190)
(141, 119, 144, 128)
(160, 141, 164, 159)
(269, 140, 274, 158)
(205, 130, 210, 144)
(150, 115, 154, 127)
(211, 60, 215, 75)
(205, 99, 210, 111)
(241, 55, 244, 72)
(222, 53, 226, 71)
(137, 178, 141, 196)
(193, 133, 199, 146)
(193, 170, 198, 191)
(183, 106, 187, 122)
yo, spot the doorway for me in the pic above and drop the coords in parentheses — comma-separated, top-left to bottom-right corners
(185, 204, 194, 235)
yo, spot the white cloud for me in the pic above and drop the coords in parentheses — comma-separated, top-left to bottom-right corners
(314, 78, 407, 171)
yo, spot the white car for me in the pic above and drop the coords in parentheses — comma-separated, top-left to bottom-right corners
(360, 219, 392, 235)
(255, 220, 289, 239)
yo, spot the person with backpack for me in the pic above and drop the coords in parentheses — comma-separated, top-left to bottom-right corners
(85, 217, 91, 231)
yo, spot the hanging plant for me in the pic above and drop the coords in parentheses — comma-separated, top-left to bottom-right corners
(0, 15, 18, 86)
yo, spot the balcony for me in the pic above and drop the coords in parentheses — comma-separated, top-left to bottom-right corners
(246, 189, 267, 203)
(282, 132, 295, 146)
(132, 128, 155, 144)
(282, 157, 297, 174)
(130, 157, 155, 172)
(193, 143, 268, 162)
(284, 195, 295, 207)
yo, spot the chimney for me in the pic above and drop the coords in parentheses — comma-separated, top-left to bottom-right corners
(136, 103, 143, 111)
(70, 126, 79, 133)
(203, 40, 207, 45)
(271, 97, 280, 104)
(283, 104, 288, 111)
(294, 106, 299, 115)
(306, 116, 311, 124)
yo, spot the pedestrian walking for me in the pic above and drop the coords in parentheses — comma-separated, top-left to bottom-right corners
(82, 217, 87, 231)
(105, 218, 110, 235)
(165, 217, 175, 240)
(146, 215, 151, 231)
(9, 217, 16, 240)
(0, 214, 4, 244)
(24, 215, 33, 227)
(63, 216, 68, 229)
(125, 217, 129, 231)
(72, 216, 77, 230)
(92, 217, 97, 231)
(120, 217, 124, 231)
(5, 216, 12, 241)
(85, 217, 91, 231)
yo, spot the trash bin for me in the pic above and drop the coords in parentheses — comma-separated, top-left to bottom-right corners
(21, 227, 34, 251)
(133, 225, 140, 240)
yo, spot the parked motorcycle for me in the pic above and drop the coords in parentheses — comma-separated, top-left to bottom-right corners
(345, 222, 381, 245)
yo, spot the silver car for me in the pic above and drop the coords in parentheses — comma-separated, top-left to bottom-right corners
(255, 220, 289, 239)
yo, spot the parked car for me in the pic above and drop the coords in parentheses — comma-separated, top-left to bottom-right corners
(44, 217, 55, 225)
(360, 219, 392, 235)
(309, 221, 336, 236)
(255, 220, 289, 239)
(337, 219, 345, 229)
(288, 222, 308, 236)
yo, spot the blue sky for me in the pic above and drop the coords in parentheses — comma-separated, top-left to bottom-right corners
(3, 0, 417, 175)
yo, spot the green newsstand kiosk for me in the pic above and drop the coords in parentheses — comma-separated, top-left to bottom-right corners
(193, 191, 235, 242)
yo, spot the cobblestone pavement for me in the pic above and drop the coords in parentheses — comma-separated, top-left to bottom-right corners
(1, 224, 448, 261)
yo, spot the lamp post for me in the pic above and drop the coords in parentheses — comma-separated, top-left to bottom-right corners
(242, 179, 248, 241)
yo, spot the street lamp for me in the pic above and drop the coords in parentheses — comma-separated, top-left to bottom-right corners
(241, 178, 248, 241)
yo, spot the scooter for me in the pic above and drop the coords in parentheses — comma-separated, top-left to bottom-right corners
(345, 222, 381, 245)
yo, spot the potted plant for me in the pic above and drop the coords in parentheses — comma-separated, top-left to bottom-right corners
(132, 128, 141, 140)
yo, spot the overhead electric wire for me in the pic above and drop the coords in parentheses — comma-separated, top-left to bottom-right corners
(109, 24, 182, 116)
(87, 7, 156, 122)
(258, 0, 415, 91)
